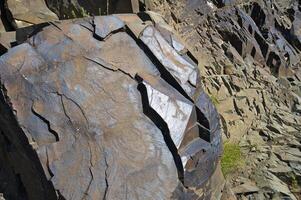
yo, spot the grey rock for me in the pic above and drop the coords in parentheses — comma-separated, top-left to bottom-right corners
(93, 16, 125, 40)
(232, 182, 260, 194)
(221, 182, 237, 200)
(254, 171, 297, 200)
(5, 0, 58, 28)
(0, 13, 222, 200)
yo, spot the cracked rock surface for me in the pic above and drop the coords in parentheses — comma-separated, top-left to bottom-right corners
(0, 14, 222, 200)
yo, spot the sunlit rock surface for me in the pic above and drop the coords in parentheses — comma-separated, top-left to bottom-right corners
(0, 14, 222, 200)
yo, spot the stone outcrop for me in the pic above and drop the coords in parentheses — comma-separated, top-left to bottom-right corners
(0, 13, 222, 200)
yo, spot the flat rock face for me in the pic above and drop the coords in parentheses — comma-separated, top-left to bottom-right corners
(0, 14, 222, 200)
(0, 0, 58, 29)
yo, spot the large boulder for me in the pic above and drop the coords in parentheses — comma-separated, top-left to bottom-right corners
(0, 13, 222, 199)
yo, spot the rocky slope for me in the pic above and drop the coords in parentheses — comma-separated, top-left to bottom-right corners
(146, 0, 301, 199)
(0, 0, 301, 199)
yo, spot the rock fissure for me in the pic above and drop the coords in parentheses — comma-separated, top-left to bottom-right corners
(135, 74, 185, 185)
(81, 144, 94, 200)
(103, 151, 109, 200)
(84, 56, 134, 79)
(50, 91, 90, 130)
(125, 28, 194, 102)
(31, 103, 60, 142)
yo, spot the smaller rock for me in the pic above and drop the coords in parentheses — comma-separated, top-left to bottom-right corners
(290, 162, 301, 175)
(221, 182, 237, 200)
(6, 0, 58, 28)
(232, 181, 260, 194)
(93, 16, 125, 39)
(256, 153, 269, 161)
(251, 147, 256, 152)
(274, 147, 301, 163)
(268, 165, 292, 174)
(266, 124, 283, 134)
(240, 195, 248, 200)
(247, 130, 266, 147)
(277, 77, 291, 88)
(293, 104, 301, 114)
(253, 171, 297, 200)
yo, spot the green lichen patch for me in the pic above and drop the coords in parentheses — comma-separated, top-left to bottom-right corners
(221, 142, 245, 176)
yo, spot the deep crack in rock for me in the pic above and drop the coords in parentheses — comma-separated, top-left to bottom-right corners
(135, 74, 185, 184)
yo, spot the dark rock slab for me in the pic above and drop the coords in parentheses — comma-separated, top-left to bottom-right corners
(0, 14, 222, 200)
(5, 0, 58, 28)
(93, 16, 125, 40)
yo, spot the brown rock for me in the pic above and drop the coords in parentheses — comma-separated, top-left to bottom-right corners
(0, 13, 222, 200)
(6, 0, 58, 28)
(232, 182, 260, 194)
(221, 182, 237, 200)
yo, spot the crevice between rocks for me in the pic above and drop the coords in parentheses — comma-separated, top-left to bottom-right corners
(0, 0, 15, 31)
(135, 74, 185, 184)
(125, 28, 194, 103)
(0, 83, 57, 200)
(195, 107, 211, 142)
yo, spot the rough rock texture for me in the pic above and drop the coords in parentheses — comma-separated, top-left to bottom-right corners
(0, 0, 57, 29)
(0, 14, 222, 200)
(0, 0, 140, 29)
(1, 0, 301, 199)
(147, 0, 301, 199)
(45, 0, 139, 18)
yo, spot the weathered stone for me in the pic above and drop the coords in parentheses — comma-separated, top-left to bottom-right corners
(232, 182, 260, 194)
(93, 16, 125, 40)
(1, 0, 301, 199)
(221, 182, 237, 200)
(253, 171, 297, 200)
(0, 14, 222, 200)
(274, 147, 301, 163)
(6, 0, 58, 28)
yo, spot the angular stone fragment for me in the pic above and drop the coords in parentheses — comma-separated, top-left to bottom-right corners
(93, 16, 125, 40)
(254, 171, 297, 200)
(140, 25, 198, 97)
(6, 0, 58, 28)
(232, 182, 260, 194)
(142, 77, 193, 148)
